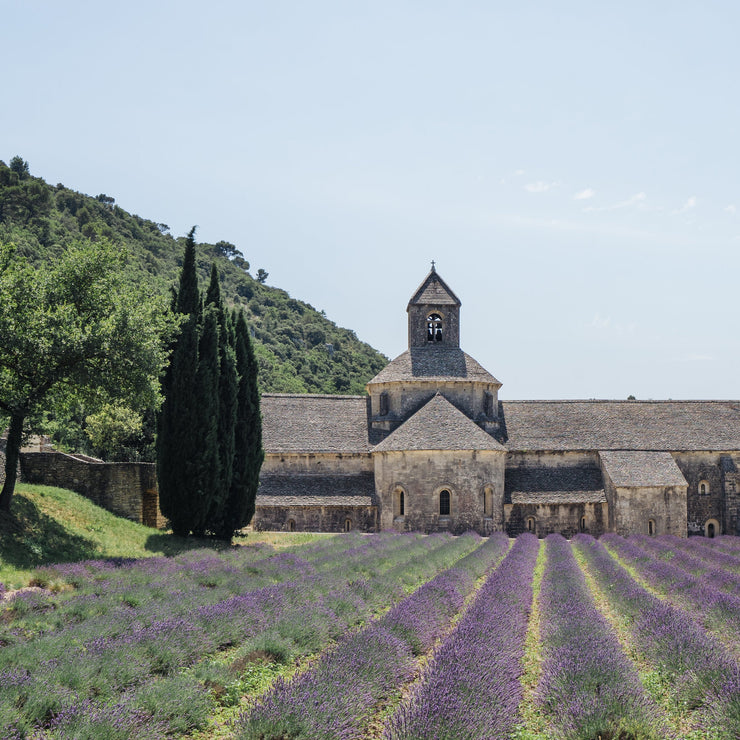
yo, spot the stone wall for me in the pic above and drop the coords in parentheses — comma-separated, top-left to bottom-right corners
(20, 452, 164, 527)
(674, 452, 735, 536)
(252, 504, 378, 532)
(374, 448, 505, 534)
(504, 501, 607, 538)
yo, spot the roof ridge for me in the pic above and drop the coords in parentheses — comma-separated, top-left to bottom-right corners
(261, 393, 367, 400)
(501, 399, 740, 404)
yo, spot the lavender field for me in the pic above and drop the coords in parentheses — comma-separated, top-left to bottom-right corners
(2, 532, 740, 739)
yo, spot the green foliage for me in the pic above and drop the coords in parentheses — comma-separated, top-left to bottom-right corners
(0, 239, 177, 509)
(84, 403, 144, 460)
(0, 158, 387, 411)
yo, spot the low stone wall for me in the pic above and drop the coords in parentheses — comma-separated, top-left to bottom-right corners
(20, 452, 164, 528)
(252, 504, 378, 532)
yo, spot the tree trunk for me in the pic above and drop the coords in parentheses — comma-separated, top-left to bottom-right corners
(0, 412, 24, 512)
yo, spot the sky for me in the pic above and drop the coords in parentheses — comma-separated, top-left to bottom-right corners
(4, 1, 740, 400)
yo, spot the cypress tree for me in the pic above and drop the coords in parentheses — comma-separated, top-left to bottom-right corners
(157, 227, 202, 536)
(217, 308, 263, 539)
(191, 304, 221, 536)
(204, 263, 237, 537)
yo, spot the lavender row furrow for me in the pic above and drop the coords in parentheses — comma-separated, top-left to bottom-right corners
(235, 532, 508, 740)
(0, 532, 464, 737)
(383, 533, 539, 740)
(577, 534, 740, 734)
(664, 534, 740, 575)
(537, 534, 660, 739)
(606, 534, 740, 648)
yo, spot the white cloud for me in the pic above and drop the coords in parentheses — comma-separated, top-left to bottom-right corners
(524, 180, 558, 193)
(514, 169, 525, 176)
(672, 195, 697, 214)
(574, 188, 595, 200)
(589, 313, 635, 336)
(583, 192, 646, 213)
(726, 205, 736, 214)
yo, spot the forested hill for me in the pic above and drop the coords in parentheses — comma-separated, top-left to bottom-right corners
(0, 157, 387, 395)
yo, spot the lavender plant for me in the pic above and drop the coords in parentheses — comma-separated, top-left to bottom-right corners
(536, 534, 662, 739)
(236, 532, 505, 740)
(384, 533, 539, 740)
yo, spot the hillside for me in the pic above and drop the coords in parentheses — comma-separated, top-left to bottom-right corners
(0, 157, 387, 398)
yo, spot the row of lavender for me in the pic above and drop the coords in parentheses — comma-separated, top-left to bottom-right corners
(237, 532, 512, 739)
(576, 534, 740, 737)
(0, 532, 482, 739)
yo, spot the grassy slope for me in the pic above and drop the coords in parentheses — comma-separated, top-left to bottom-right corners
(0, 484, 333, 589)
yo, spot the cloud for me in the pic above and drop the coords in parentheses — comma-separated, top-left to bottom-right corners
(672, 195, 697, 214)
(675, 353, 713, 362)
(589, 313, 635, 336)
(524, 180, 558, 193)
(583, 192, 646, 213)
(574, 188, 595, 200)
(726, 205, 736, 214)
(514, 169, 525, 176)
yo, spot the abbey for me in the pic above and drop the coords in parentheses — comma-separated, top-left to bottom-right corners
(253, 268, 740, 538)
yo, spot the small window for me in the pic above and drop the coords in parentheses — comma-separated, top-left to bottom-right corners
(287, 519, 296, 532)
(426, 314, 443, 342)
(648, 519, 656, 536)
(484, 391, 494, 418)
(394, 487, 405, 517)
(699, 481, 710, 495)
(526, 516, 535, 532)
(483, 486, 493, 517)
(379, 392, 389, 416)
(344, 518, 353, 532)
(580, 516, 586, 532)
(439, 489, 451, 516)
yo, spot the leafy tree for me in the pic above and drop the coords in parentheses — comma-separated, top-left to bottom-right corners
(84, 403, 143, 460)
(256, 268, 268, 284)
(9, 156, 29, 179)
(0, 239, 176, 511)
(216, 308, 263, 539)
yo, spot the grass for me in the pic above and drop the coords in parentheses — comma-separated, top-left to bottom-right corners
(0, 484, 335, 588)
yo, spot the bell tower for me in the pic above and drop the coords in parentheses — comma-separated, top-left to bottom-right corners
(407, 263, 461, 349)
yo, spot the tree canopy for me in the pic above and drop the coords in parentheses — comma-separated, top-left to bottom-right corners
(0, 239, 178, 510)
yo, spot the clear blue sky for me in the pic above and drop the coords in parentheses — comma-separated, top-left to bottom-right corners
(4, 1, 740, 399)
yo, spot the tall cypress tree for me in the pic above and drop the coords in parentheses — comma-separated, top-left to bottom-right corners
(157, 227, 202, 536)
(204, 263, 237, 536)
(191, 303, 221, 536)
(217, 308, 263, 539)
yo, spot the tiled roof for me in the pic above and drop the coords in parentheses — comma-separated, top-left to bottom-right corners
(600, 451, 688, 488)
(407, 269, 461, 307)
(257, 473, 376, 507)
(505, 465, 605, 505)
(261, 394, 377, 453)
(501, 400, 740, 452)
(510, 491, 607, 505)
(368, 348, 501, 386)
(373, 394, 506, 453)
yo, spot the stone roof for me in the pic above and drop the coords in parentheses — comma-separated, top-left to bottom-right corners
(373, 393, 506, 453)
(261, 394, 376, 453)
(505, 465, 605, 505)
(407, 268, 461, 308)
(257, 473, 376, 507)
(368, 348, 501, 386)
(600, 451, 688, 488)
(501, 400, 740, 452)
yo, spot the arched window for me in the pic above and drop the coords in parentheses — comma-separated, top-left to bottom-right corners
(580, 516, 586, 532)
(705, 519, 720, 538)
(287, 519, 296, 532)
(394, 487, 405, 517)
(344, 518, 353, 532)
(648, 519, 656, 536)
(526, 516, 536, 533)
(439, 489, 451, 516)
(699, 481, 710, 495)
(426, 313, 443, 342)
(483, 486, 493, 517)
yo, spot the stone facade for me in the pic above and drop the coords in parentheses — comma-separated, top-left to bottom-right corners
(256, 267, 740, 538)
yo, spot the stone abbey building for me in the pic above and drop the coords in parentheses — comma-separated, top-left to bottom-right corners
(252, 268, 740, 538)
